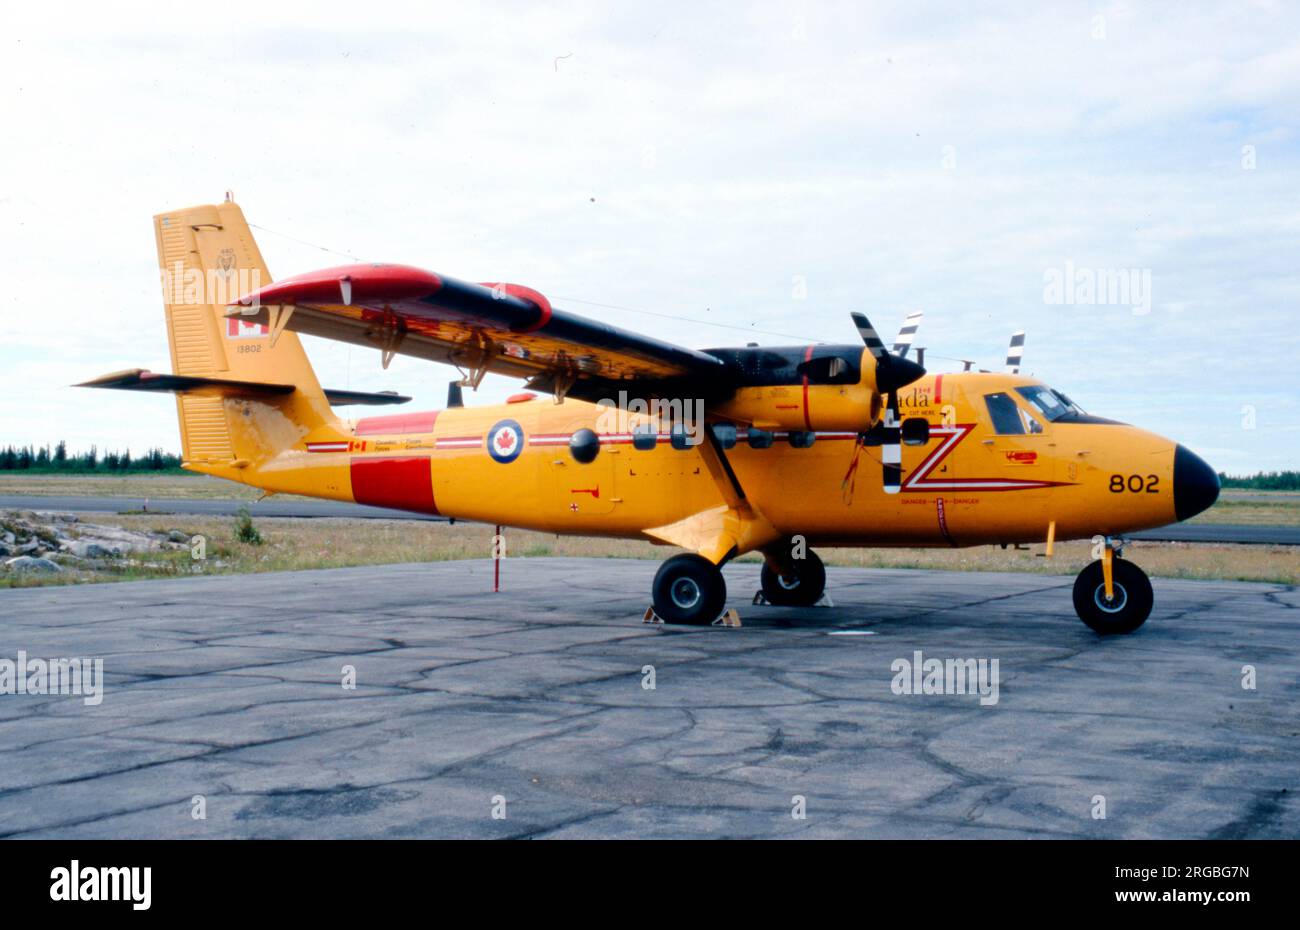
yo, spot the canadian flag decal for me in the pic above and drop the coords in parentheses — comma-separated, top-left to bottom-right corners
(227, 317, 269, 339)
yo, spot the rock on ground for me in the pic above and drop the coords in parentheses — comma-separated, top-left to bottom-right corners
(3, 555, 63, 573)
(0, 510, 189, 574)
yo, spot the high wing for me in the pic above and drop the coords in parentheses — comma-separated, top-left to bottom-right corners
(228, 263, 725, 401)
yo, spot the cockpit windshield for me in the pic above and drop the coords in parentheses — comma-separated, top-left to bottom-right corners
(1016, 385, 1086, 421)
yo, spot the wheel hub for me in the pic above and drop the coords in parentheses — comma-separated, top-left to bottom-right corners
(670, 577, 702, 610)
(1094, 582, 1129, 614)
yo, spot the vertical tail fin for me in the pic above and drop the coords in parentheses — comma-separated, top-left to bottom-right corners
(154, 198, 336, 469)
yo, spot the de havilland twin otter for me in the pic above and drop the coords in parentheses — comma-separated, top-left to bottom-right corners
(83, 198, 1220, 633)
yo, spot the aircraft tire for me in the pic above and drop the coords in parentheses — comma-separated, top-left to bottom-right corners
(1072, 559, 1153, 634)
(760, 549, 827, 607)
(652, 554, 727, 626)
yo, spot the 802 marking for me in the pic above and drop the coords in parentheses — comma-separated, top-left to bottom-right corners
(1109, 474, 1160, 494)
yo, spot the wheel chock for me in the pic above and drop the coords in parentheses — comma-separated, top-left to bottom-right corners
(712, 608, 742, 628)
(643, 606, 740, 627)
(752, 591, 770, 606)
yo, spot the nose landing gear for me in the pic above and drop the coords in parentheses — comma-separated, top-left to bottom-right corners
(1072, 538, 1153, 634)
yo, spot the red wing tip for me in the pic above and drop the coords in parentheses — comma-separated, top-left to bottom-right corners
(230, 263, 443, 307)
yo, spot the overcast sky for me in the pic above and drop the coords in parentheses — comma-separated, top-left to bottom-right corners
(2, 2, 1297, 473)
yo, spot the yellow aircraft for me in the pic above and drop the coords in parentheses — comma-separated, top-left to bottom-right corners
(82, 199, 1219, 634)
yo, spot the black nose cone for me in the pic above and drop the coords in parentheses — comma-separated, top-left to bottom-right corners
(1173, 444, 1219, 522)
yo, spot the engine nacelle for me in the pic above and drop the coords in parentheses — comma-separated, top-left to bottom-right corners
(713, 381, 881, 432)
(701, 343, 924, 432)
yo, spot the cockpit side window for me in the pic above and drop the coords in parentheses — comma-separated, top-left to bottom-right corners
(1020, 407, 1044, 434)
(984, 392, 1025, 435)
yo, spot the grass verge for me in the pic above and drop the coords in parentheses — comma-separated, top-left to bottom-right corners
(2, 514, 1295, 589)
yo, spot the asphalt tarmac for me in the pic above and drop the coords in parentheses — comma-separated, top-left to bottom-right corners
(0, 559, 1295, 838)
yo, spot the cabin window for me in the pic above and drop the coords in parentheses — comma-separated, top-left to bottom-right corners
(984, 392, 1025, 435)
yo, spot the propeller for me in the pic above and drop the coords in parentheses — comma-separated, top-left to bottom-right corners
(851, 312, 927, 494)
(892, 311, 924, 359)
(1005, 330, 1025, 374)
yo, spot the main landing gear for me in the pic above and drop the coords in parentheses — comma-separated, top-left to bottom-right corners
(1072, 538, 1153, 635)
(651, 554, 729, 626)
(759, 549, 827, 607)
(650, 547, 833, 625)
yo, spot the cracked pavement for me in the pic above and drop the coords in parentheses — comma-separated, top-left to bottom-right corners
(0, 558, 1296, 838)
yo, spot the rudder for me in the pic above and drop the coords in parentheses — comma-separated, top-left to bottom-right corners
(154, 198, 335, 467)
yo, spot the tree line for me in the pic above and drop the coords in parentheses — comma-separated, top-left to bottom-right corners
(1218, 471, 1300, 491)
(0, 442, 182, 472)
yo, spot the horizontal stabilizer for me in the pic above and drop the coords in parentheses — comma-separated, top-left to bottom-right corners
(322, 388, 411, 406)
(76, 369, 295, 396)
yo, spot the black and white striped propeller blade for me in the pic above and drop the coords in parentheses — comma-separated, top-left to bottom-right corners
(892, 311, 923, 359)
(880, 390, 903, 494)
(1005, 330, 1025, 374)
(852, 312, 888, 361)
(850, 312, 926, 495)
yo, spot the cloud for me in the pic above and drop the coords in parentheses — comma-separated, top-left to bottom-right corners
(2, 1, 1297, 471)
